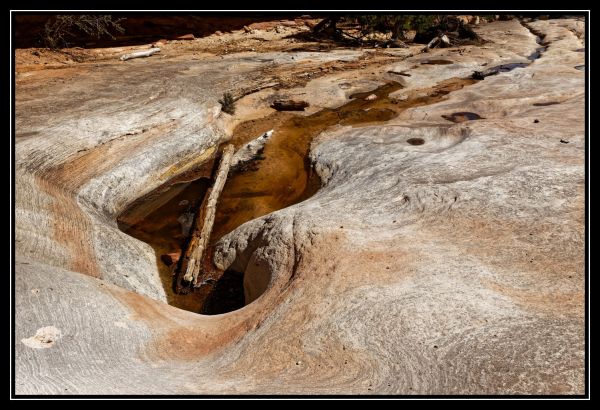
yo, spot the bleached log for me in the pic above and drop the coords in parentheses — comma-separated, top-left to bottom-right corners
(120, 48, 161, 61)
(183, 144, 235, 286)
(231, 130, 273, 168)
(421, 37, 440, 52)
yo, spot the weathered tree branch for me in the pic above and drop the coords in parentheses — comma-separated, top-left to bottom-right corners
(182, 144, 235, 286)
(120, 48, 161, 61)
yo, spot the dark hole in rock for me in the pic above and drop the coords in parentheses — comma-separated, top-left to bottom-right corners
(161, 252, 181, 266)
(575, 65, 585, 71)
(420, 59, 454, 65)
(407, 138, 425, 145)
(200, 269, 245, 315)
(575, 48, 585, 52)
(441, 112, 484, 123)
(533, 101, 561, 106)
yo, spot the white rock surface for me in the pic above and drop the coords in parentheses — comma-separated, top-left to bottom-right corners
(14, 19, 585, 394)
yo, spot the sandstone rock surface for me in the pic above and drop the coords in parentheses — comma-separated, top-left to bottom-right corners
(14, 19, 585, 395)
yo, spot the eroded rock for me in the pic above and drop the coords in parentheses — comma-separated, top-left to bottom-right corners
(14, 18, 585, 395)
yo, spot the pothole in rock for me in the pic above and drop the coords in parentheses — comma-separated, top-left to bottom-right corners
(118, 77, 481, 315)
(200, 269, 244, 315)
(441, 112, 484, 123)
(407, 138, 425, 145)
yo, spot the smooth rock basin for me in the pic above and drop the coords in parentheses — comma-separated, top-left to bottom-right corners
(14, 18, 585, 395)
(117, 79, 482, 314)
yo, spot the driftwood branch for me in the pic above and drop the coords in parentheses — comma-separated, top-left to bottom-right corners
(231, 130, 273, 168)
(182, 144, 235, 286)
(421, 37, 439, 52)
(120, 48, 161, 61)
(271, 100, 310, 111)
(420, 34, 451, 52)
(174, 186, 211, 294)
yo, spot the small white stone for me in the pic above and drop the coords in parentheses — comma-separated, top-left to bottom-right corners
(21, 326, 61, 349)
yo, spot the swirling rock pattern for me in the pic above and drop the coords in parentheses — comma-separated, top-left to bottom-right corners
(15, 19, 585, 394)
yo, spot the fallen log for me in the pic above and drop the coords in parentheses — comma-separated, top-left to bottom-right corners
(182, 144, 235, 286)
(271, 99, 310, 111)
(120, 48, 161, 61)
(174, 187, 212, 293)
(421, 34, 450, 52)
(421, 36, 440, 52)
(231, 130, 273, 169)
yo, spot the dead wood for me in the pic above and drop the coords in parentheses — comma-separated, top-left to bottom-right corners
(120, 48, 161, 61)
(271, 99, 310, 111)
(181, 144, 235, 287)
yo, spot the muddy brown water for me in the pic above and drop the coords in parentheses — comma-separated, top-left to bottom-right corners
(118, 77, 478, 314)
